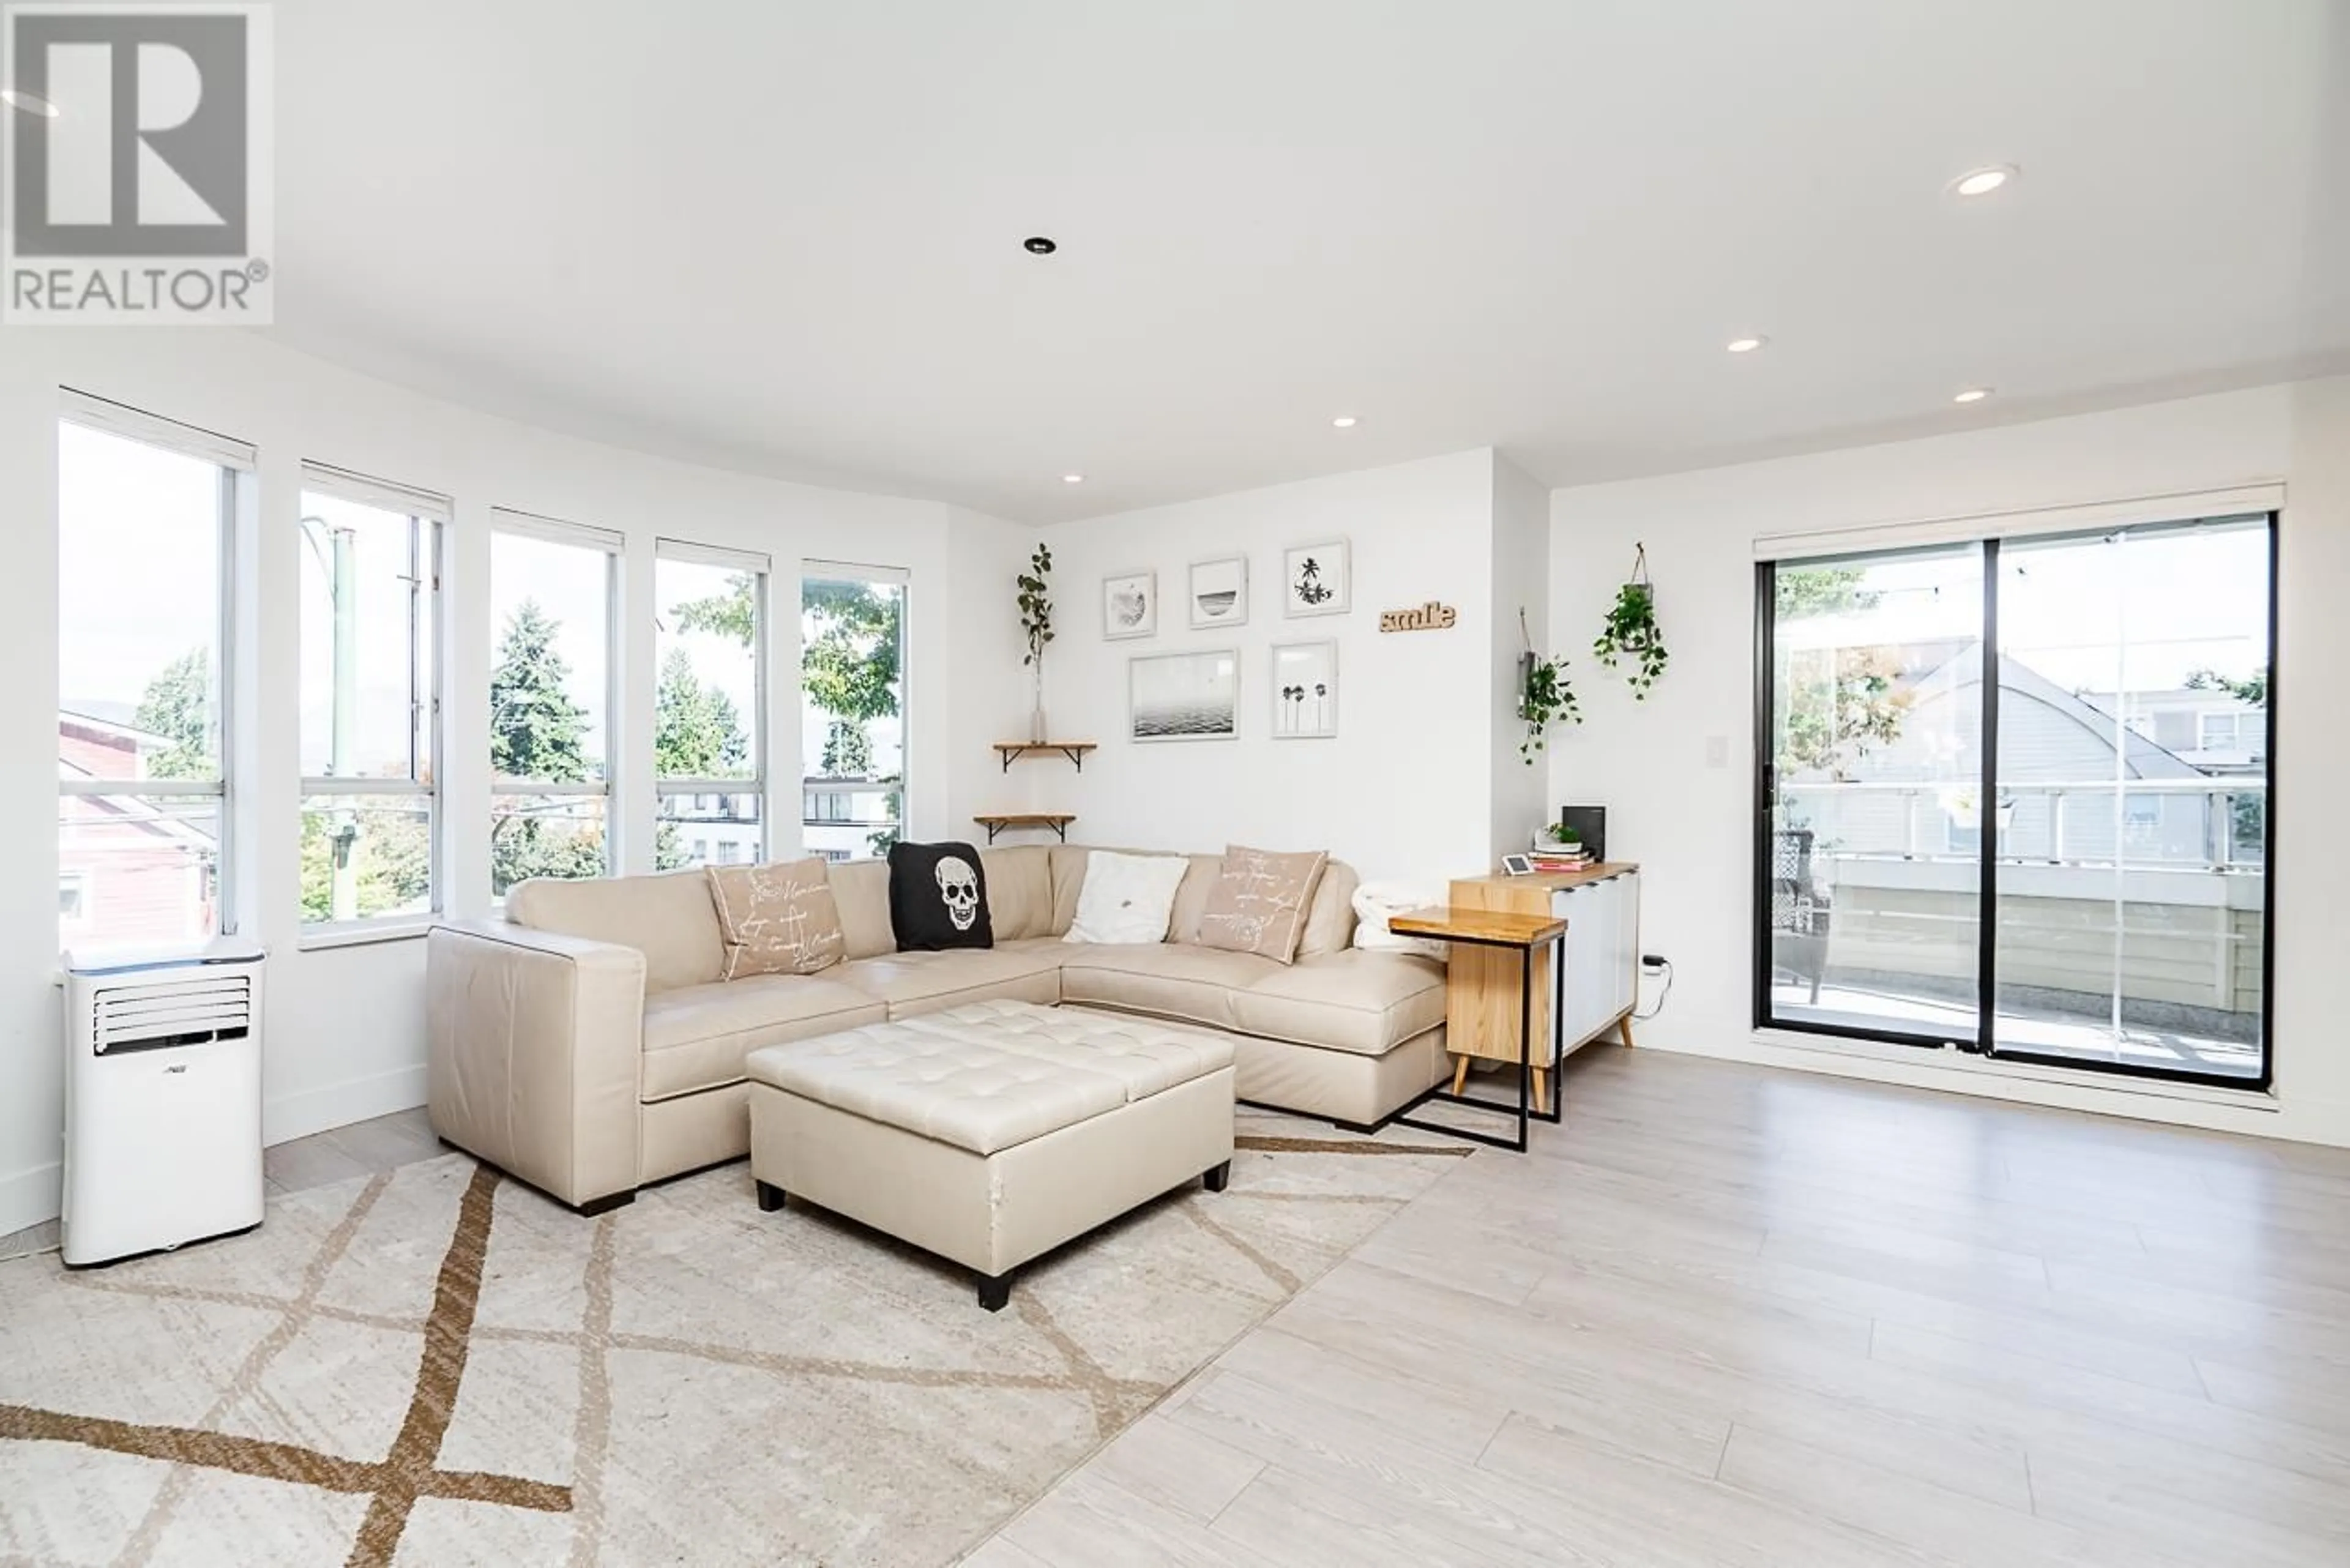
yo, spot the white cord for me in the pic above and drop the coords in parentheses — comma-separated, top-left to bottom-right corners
(1635, 959, 1674, 1020)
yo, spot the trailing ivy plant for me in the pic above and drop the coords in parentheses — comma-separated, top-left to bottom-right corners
(1593, 543, 1668, 698)
(1518, 651, 1581, 764)
(1016, 541, 1054, 668)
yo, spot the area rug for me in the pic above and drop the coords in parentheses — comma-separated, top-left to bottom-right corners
(0, 1115, 1467, 1567)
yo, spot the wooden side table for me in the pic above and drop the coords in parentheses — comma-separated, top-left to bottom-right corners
(1384, 906, 1567, 1153)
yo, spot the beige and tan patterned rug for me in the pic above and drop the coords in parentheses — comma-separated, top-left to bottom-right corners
(0, 1118, 1467, 1567)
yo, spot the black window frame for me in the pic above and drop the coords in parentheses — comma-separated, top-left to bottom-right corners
(1752, 513, 2278, 1091)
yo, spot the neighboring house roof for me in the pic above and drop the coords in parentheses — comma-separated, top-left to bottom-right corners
(1913, 646, 2204, 780)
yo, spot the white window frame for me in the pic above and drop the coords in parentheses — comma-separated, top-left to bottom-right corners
(800, 559, 909, 861)
(657, 539, 770, 861)
(2198, 711, 2241, 751)
(297, 463, 449, 934)
(490, 510, 624, 894)
(56, 392, 252, 946)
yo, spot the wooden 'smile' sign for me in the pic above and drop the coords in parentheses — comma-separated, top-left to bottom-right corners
(1379, 602, 1458, 633)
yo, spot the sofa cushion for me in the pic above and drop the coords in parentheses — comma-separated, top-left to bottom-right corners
(1065, 850, 1190, 944)
(507, 869, 722, 994)
(828, 861, 896, 959)
(889, 840, 994, 950)
(1058, 942, 1281, 1031)
(1197, 845, 1330, 963)
(1231, 949, 1447, 1057)
(706, 859, 846, 980)
(1298, 860, 1361, 958)
(1165, 853, 1227, 943)
(640, 975, 885, 1101)
(833, 946, 1062, 1019)
(982, 846, 1055, 941)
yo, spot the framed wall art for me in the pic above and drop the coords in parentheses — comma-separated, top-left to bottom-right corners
(1102, 569, 1157, 640)
(1129, 649, 1239, 742)
(1282, 539, 1350, 618)
(1188, 556, 1248, 630)
(1270, 640, 1338, 739)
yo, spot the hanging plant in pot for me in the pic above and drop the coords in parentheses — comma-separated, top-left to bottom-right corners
(1517, 609, 1581, 764)
(1016, 540, 1054, 743)
(1594, 542, 1668, 698)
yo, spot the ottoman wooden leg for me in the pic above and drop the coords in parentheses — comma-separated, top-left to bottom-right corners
(977, 1270, 1015, 1313)
(1203, 1160, 1231, 1193)
(755, 1179, 787, 1213)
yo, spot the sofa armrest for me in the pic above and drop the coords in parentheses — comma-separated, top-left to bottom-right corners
(427, 919, 647, 1208)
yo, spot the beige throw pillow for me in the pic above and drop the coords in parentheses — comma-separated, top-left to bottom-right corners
(1196, 845, 1329, 965)
(706, 859, 847, 980)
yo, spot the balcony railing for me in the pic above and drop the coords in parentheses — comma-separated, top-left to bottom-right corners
(1778, 777, 2267, 874)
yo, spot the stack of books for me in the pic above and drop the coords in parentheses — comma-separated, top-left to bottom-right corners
(1528, 843, 1594, 873)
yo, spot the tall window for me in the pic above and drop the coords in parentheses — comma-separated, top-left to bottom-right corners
(1756, 507, 2275, 1086)
(57, 398, 248, 950)
(490, 513, 619, 897)
(801, 564, 908, 862)
(297, 468, 444, 927)
(655, 542, 767, 868)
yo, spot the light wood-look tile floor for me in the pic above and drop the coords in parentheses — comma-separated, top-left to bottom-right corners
(977, 1047, 2350, 1568)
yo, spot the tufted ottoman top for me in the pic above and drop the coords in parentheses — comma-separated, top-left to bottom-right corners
(744, 999, 1235, 1156)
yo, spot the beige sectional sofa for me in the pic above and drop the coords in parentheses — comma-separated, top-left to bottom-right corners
(426, 845, 1447, 1211)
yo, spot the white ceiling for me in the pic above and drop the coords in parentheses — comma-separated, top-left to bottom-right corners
(260, 0, 2350, 522)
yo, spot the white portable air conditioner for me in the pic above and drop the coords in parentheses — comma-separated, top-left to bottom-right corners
(62, 941, 266, 1267)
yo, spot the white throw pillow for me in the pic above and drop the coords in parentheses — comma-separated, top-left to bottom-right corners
(1351, 881, 1450, 962)
(1064, 851, 1192, 945)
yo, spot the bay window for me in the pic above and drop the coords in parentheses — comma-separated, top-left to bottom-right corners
(655, 542, 767, 868)
(297, 466, 446, 928)
(490, 512, 620, 896)
(57, 395, 248, 950)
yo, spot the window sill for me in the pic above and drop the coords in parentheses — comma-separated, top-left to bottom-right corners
(297, 919, 440, 953)
(1749, 1028, 2280, 1111)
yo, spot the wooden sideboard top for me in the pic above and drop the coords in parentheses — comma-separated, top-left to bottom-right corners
(1458, 861, 1639, 892)
(1388, 905, 1569, 948)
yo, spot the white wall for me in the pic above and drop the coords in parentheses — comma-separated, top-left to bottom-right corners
(0, 333, 1026, 1232)
(1549, 378, 2350, 1147)
(1029, 451, 1504, 882)
(1490, 453, 1553, 859)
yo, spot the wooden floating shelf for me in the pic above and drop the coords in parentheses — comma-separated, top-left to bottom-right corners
(972, 812, 1077, 846)
(993, 742, 1098, 774)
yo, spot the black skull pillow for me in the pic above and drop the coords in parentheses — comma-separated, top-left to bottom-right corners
(887, 840, 994, 951)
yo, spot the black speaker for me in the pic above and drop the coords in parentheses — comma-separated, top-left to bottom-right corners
(1558, 806, 1606, 862)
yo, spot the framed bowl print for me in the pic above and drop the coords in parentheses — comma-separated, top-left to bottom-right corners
(1188, 556, 1249, 630)
(1270, 640, 1338, 738)
(1283, 539, 1350, 618)
(1130, 649, 1238, 741)
(1102, 569, 1157, 640)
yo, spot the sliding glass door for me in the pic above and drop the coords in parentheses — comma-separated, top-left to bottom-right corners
(1756, 512, 2274, 1087)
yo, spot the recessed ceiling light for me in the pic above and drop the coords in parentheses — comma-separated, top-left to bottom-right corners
(1953, 387, 1992, 404)
(1023, 236, 1058, 256)
(1332, 415, 1358, 428)
(1, 87, 58, 117)
(1949, 165, 2016, 198)
(1061, 472, 1084, 484)
(1726, 335, 1767, 354)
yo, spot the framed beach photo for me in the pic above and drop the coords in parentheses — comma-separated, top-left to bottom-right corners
(1130, 649, 1239, 742)
(1188, 556, 1249, 630)
(1283, 539, 1350, 618)
(1102, 569, 1157, 640)
(1270, 640, 1338, 739)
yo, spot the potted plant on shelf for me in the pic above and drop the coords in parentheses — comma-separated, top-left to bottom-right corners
(1518, 610, 1580, 764)
(1016, 541, 1054, 743)
(1594, 543, 1668, 698)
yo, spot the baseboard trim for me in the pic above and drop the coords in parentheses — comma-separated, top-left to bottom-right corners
(0, 1159, 63, 1239)
(1639, 1029, 2346, 1147)
(263, 1063, 429, 1148)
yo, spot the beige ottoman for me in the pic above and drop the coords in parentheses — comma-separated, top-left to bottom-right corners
(744, 998, 1237, 1310)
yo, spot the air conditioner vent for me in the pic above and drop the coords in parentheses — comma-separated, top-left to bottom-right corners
(89, 974, 253, 1054)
